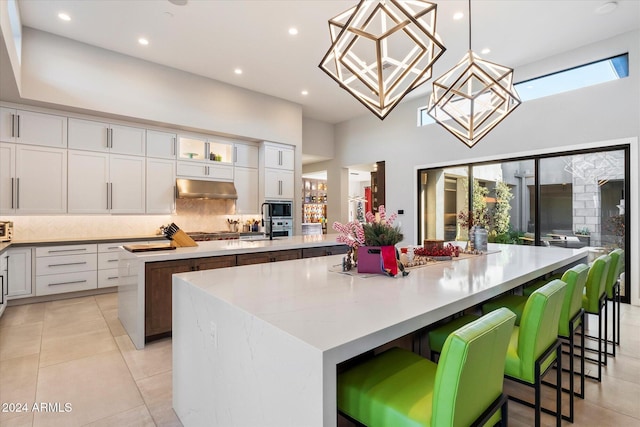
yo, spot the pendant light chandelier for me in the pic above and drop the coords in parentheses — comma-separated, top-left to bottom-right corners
(427, 0, 520, 148)
(319, 0, 445, 120)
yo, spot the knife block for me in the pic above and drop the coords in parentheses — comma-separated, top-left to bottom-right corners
(170, 229, 198, 247)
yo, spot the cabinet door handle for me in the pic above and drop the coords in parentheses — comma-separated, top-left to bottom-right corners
(107, 276, 119, 280)
(48, 280, 87, 287)
(48, 248, 87, 253)
(234, 146, 238, 163)
(16, 178, 19, 209)
(279, 150, 282, 166)
(10, 177, 14, 209)
(10, 113, 15, 137)
(106, 182, 110, 209)
(172, 137, 176, 156)
(110, 182, 113, 209)
(106, 128, 110, 149)
(47, 262, 87, 267)
(16, 114, 20, 138)
(107, 259, 118, 263)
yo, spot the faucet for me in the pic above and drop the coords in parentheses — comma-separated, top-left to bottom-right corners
(261, 202, 273, 240)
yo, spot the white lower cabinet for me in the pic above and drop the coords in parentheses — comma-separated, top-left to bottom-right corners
(5, 248, 33, 299)
(35, 244, 97, 296)
(97, 241, 148, 288)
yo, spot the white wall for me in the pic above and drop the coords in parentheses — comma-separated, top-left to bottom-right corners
(333, 30, 640, 305)
(17, 28, 302, 147)
(302, 117, 334, 160)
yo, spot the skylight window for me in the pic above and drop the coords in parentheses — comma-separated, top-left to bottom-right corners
(418, 53, 629, 127)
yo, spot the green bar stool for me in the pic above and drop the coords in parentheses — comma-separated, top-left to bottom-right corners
(503, 279, 567, 427)
(338, 308, 516, 427)
(582, 254, 611, 382)
(480, 264, 589, 421)
(603, 249, 624, 356)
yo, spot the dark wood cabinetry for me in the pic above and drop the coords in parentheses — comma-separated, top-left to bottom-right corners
(144, 245, 345, 342)
(301, 245, 348, 258)
(145, 255, 235, 340)
(236, 249, 301, 266)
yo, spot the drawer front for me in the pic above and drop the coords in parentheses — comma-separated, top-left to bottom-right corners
(98, 252, 120, 270)
(35, 271, 97, 296)
(36, 244, 97, 257)
(36, 253, 97, 275)
(98, 268, 119, 288)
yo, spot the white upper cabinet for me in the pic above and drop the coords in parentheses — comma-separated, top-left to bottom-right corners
(68, 118, 145, 156)
(67, 150, 110, 213)
(0, 107, 67, 148)
(264, 144, 294, 170)
(233, 143, 259, 168)
(146, 158, 176, 214)
(146, 130, 177, 159)
(264, 169, 294, 200)
(67, 150, 145, 214)
(177, 135, 233, 164)
(0, 143, 16, 214)
(15, 145, 67, 214)
(234, 167, 259, 214)
(110, 155, 146, 213)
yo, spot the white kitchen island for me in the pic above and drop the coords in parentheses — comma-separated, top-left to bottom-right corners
(171, 243, 587, 427)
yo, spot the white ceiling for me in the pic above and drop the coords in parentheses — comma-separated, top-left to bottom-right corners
(16, 0, 640, 124)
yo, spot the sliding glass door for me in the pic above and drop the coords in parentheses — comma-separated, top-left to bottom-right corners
(417, 146, 630, 301)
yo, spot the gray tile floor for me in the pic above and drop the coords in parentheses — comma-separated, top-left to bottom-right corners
(1, 292, 639, 426)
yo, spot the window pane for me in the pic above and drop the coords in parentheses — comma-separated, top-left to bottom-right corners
(538, 150, 625, 250)
(419, 167, 468, 242)
(472, 160, 535, 245)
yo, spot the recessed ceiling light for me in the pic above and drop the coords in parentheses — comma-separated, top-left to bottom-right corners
(58, 12, 71, 21)
(288, 27, 299, 36)
(234, 68, 243, 75)
(301, 90, 308, 96)
(168, 0, 188, 5)
(138, 38, 149, 46)
(453, 12, 464, 20)
(481, 48, 491, 55)
(596, 1, 617, 14)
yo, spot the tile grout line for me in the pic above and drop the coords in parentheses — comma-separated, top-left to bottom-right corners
(96, 294, 159, 427)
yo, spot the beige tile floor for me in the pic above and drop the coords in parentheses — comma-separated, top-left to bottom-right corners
(0, 293, 180, 427)
(1, 293, 639, 426)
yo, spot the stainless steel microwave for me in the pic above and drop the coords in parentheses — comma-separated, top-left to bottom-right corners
(264, 201, 293, 218)
(0, 221, 13, 242)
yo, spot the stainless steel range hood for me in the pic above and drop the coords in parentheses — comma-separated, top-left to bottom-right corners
(176, 179, 238, 200)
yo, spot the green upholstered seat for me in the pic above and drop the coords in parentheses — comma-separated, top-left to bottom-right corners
(581, 254, 611, 382)
(427, 314, 479, 356)
(503, 279, 566, 427)
(338, 308, 516, 427)
(522, 273, 562, 297)
(557, 264, 589, 338)
(582, 255, 610, 315)
(604, 249, 624, 355)
(482, 295, 527, 325)
(605, 249, 623, 300)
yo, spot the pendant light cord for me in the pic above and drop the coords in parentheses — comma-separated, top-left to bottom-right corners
(468, 0, 472, 51)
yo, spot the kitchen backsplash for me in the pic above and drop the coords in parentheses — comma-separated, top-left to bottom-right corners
(5, 200, 262, 241)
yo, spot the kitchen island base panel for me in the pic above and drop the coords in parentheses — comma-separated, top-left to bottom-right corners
(173, 279, 324, 426)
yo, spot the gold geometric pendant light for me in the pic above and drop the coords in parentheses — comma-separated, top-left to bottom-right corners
(320, 0, 445, 120)
(427, 0, 520, 147)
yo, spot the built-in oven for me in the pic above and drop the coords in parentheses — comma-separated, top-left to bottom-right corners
(262, 201, 293, 237)
(268, 219, 293, 237)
